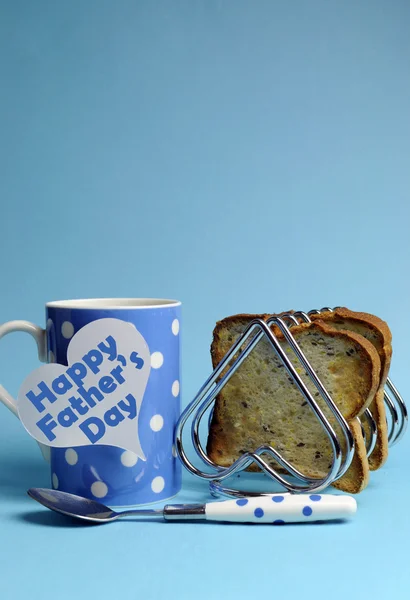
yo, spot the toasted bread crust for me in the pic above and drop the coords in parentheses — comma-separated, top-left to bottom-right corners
(211, 313, 270, 367)
(306, 320, 381, 417)
(333, 418, 369, 493)
(310, 307, 392, 383)
(310, 307, 391, 469)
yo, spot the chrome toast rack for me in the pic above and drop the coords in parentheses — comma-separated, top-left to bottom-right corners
(175, 308, 407, 498)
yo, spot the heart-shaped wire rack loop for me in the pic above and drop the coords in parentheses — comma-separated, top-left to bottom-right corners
(176, 315, 356, 493)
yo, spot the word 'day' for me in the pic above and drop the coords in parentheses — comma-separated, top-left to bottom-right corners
(17, 319, 151, 458)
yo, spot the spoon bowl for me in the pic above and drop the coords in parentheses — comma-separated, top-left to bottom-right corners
(28, 488, 119, 522)
(27, 488, 163, 523)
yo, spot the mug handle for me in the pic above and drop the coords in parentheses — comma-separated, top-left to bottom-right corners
(0, 320, 50, 461)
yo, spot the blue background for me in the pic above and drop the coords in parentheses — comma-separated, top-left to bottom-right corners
(0, 1, 409, 598)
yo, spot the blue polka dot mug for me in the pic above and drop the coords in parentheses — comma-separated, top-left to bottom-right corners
(0, 298, 182, 506)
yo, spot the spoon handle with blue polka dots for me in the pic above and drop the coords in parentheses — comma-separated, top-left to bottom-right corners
(164, 494, 357, 524)
(199, 494, 357, 524)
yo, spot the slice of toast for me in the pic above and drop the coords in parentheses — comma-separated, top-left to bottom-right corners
(207, 315, 381, 493)
(309, 308, 392, 469)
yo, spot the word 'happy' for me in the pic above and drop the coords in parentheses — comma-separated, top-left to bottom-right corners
(25, 335, 144, 444)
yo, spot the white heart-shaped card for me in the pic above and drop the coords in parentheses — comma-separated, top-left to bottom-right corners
(17, 318, 150, 458)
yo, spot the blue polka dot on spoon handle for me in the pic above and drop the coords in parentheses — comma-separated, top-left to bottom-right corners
(201, 494, 357, 524)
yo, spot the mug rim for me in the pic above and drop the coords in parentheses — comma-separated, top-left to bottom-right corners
(46, 298, 181, 310)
